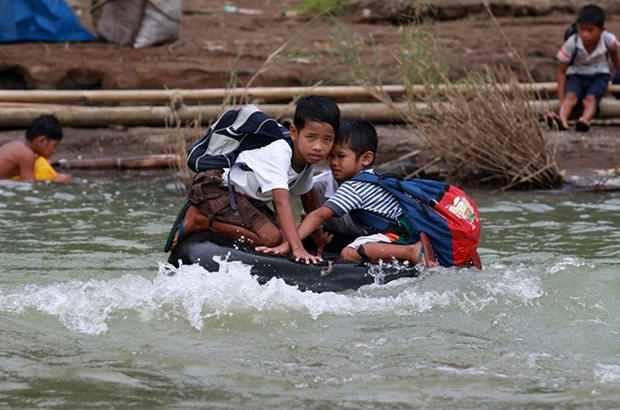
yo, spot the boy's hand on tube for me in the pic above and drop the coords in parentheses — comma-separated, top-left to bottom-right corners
(312, 228, 333, 258)
(292, 246, 323, 265)
(256, 241, 290, 256)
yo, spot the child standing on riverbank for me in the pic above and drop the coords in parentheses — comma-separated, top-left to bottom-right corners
(549, 4, 620, 132)
(0, 115, 72, 182)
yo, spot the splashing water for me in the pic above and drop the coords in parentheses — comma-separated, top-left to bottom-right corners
(0, 176, 619, 408)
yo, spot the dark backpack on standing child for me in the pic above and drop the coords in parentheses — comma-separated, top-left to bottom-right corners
(564, 21, 612, 65)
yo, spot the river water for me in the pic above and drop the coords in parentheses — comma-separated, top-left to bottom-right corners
(1, 172, 619, 409)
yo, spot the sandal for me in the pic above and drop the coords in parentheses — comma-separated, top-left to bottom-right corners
(576, 120, 590, 132)
(545, 113, 568, 131)
(164, 199, 191, 252)
(470, 251, 482, 270)
(418, 232, 437, 269)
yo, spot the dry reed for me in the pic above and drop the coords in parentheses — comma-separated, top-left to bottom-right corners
(168, 119, 200, 192)
(336, 16, 563, 190)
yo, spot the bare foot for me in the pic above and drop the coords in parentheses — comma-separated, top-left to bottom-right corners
(170, 205, 211, 250)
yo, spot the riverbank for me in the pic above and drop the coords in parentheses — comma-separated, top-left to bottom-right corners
(3, 0, 620, 90)
(1, 0, 618, 188)
(0, 123, 617, 189)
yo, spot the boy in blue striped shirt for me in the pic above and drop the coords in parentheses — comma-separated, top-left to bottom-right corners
(258, 119, 435, 267)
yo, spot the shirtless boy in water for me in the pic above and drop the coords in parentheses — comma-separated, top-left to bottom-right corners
(0, 115, 72, 182)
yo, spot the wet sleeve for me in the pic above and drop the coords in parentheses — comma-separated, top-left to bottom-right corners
(557, 36, 575, 63)
(324, 182, 363, 217)
(312, 176, 328, 205)
(294, 167, 315, 196)
(604, 32, 619, 52)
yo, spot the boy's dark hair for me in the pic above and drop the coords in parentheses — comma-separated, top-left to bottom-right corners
(336, 119, 378, 163)
(577, 4, 605, 27)
(293, 96, 340, 134)
(26, 115, 63, 141)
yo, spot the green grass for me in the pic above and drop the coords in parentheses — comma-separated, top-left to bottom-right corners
(293, 0, 348, 14)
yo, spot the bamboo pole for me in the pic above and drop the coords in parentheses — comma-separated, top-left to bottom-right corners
(3, 98, 620, 127)
(1, 83, 620, 104)
(0, 102, 415, 126)
(52, 154, 179, 169)
(0, 85, 406, 104)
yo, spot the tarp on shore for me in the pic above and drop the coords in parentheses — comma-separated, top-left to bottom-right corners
(96, 0, 181, 48)
(0, 0, 96, 43)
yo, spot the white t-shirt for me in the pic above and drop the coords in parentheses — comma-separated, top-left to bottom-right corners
(312, 170, 369, 236)
(222, 139, 314, 202)
(557, 31, 619, 75)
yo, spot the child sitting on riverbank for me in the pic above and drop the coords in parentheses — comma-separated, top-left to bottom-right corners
(257, 119, 438, 267)
(548, 4, 620, 132)
(0, 115, 72, 182)
(167, 96, 339, 264)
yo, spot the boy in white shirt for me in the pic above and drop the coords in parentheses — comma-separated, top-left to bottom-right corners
(550, 4, 620, 131)
(171, 96, 339, 264)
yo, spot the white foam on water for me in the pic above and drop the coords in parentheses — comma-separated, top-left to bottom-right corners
(0, 257, 456, 335)
(546, 257, 592, 274)
(594, 364, 620, 383)
(0, 255, 558, 336)
(479, 262, 544, 304)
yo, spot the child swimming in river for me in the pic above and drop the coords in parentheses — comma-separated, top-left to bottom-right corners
(0, 114, 72, 182)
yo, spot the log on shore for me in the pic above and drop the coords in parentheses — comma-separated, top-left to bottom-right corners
(2, 98, 620, 127)
(0, 102, 412, 127)
(0, 85, 406, 104)
(1, 83, 620, 104)
(52, 154, 179, 169)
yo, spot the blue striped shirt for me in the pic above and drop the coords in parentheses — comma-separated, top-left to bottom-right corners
(325, 169, 403, 220)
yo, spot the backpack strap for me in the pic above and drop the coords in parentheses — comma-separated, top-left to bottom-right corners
(569, 31, 611, 66)
(226, 162, 250, 211)
(350, 209, 407, 234)
(569, 33, 578, 66)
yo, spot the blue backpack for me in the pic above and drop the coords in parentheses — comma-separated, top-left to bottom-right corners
(187, 105, 292, 172)
(350, 172, 481, 268)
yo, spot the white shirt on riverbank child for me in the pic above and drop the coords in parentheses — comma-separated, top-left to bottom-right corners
(557, 31, 619, 75)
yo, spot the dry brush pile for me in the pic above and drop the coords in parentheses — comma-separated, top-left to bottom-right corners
(338, 21, 562, 190)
